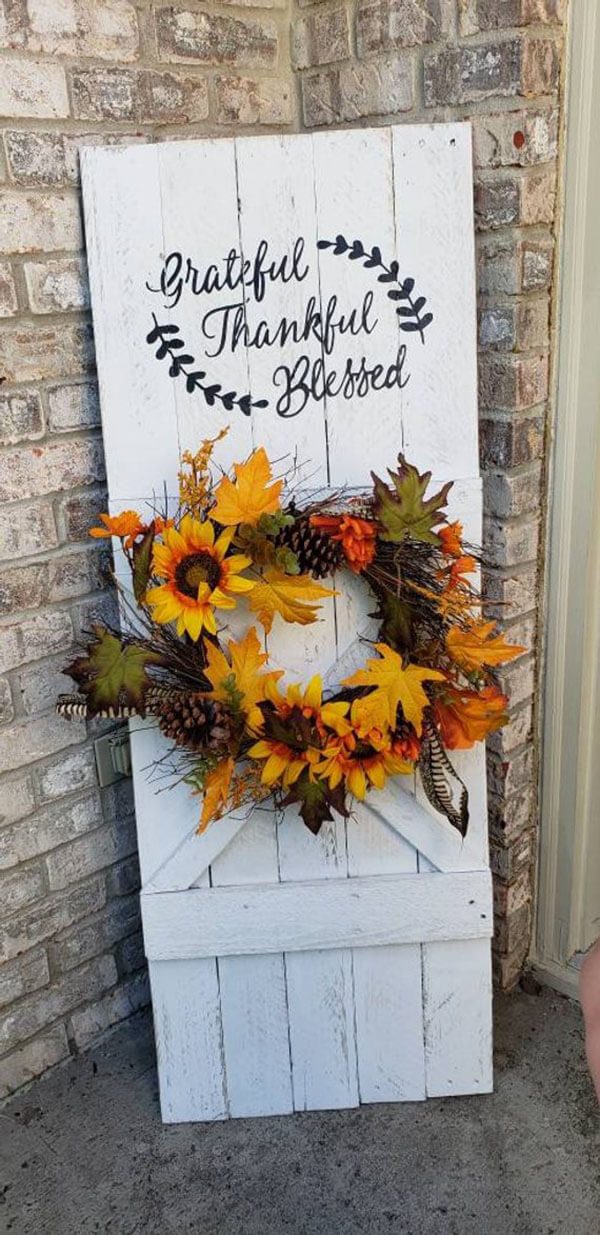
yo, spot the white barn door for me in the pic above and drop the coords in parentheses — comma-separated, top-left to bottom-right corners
(81, 124, 493, 1122)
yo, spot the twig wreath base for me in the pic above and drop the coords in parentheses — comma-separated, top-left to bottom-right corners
(57, 435, 523, 837)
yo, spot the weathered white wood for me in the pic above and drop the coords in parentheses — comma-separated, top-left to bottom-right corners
(81, 123, 491, 1121)
(235, 133, 328, 483)
(390, 124, 478, 480)
(365, 782, 486, 875)
(312, 127, 401, 486)
(141, 870, 493, 959)
(145, 809, 253, 893)
(211, 811, 294, 1118)
(422, 938, 493, 1097)
(129, 719, 199, 888)
(156, 139, 253, 467)
(149, 958, 228, 1123)
(81, 146, 180, 499)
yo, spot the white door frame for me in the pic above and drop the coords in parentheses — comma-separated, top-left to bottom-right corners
(534, 0, 600, 997)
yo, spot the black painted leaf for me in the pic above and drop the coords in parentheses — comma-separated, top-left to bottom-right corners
(317, 239, 333, 250)
(377, 272, 395, 283)
(177, 354, 195, 366)
(400, 277, 415, 295)
(333, 234, 348, 254)
(167, 338, 184, 350)
(253, 398, 269, 409)
(399, 320, 425, 333)
(146, 326, 160, 345)
(349, 239, 364, 260)
(221, 392, 236, 411)
(363, 245, 382, 268)
(238, 395, 252, 416)
(387, 289, 409, 301)
(390, 260, 399, 279)
(168, 359, 182, 377)
(155, 342, 170, 360)
(204, 384, 221, 406)
(186, 371, 205, 392)
(413, 296, 427, 314)
(396, 306, 415, 317)
(418, 312, 433, 330)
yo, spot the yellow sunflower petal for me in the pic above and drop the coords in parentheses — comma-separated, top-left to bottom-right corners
(303, 675, 322, 712)
(262, 752, 289, 785)
(224, 575, 255, 595)
(203, 607, 217, 636)
(184, 607, 205, 641)
(248, 740, 273, 759)
(214, 526, 236, 558)
(211, 589, 236, 610)
(347, 765, 367, 799)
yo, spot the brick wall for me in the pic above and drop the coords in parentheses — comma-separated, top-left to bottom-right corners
(0, 0, 565, 1096)
(0, 0, 295, 1099)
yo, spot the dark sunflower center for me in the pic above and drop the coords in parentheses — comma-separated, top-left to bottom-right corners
(175, 551, 222, 598)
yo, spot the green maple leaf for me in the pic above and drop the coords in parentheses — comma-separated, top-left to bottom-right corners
(372, 591, 414, 654)
(282, 772, 348, 835)
(66, 627, 163, 716)
(372, 454, 452, 545)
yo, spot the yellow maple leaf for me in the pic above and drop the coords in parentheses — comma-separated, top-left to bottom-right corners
(211, 447, 283, 527)
(198, 756, 235, 832)
(204, 626, 283, 720)
(248, 568, 336, 634)
(446, 621, 524, 672)
(344, 643, 445, 736)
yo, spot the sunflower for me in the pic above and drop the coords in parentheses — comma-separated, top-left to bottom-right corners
(145, 514, 254, 640)
(315, 728, 412, 800)
(248, 675, 351, 789)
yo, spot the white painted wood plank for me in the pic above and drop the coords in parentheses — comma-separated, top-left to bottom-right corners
(312, 128, 404, 486)
(390, 123, 478, 480)
(129, 719, 198, 888)
(145, 809, 253, 893)
(235, 133, 328, 484)
(347, 792, 426, 1103)
(149, 958, 228, 1123)
(422, 937, 493, 1097)
(80, 145, 180, 499)
(155, 139, 253, 465)
(142, 870, 493, 959)
(211, 812, 293, 1118)
(285, 948, 358, 1111)
(363, 781, 486, 874)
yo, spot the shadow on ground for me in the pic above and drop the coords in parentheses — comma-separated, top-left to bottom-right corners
(0, 987, 598, 1234)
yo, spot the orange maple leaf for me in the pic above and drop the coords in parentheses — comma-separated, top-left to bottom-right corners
(446, 620, 524, 672)
(433, 685, 508, 749)
(211, 447, 283, 527)
(438, 520, 463, 558)
(248, 569, 336, 634)
(197, 756, 235, 832)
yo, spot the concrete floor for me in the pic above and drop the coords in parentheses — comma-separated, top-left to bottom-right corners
(0, 987, 598, 1235)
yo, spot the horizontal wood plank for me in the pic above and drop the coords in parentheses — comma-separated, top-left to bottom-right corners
(142, 870, 492, 960)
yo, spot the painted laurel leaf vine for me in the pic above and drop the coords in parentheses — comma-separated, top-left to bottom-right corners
(146, 315, 268, 417)
(317, 235, 433, 344)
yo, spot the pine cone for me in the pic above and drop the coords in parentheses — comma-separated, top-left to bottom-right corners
(148, 686, 232, 754)
(275, 517, 343, 579)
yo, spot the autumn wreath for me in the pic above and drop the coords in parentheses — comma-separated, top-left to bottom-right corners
(57, 432, 522, 836)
